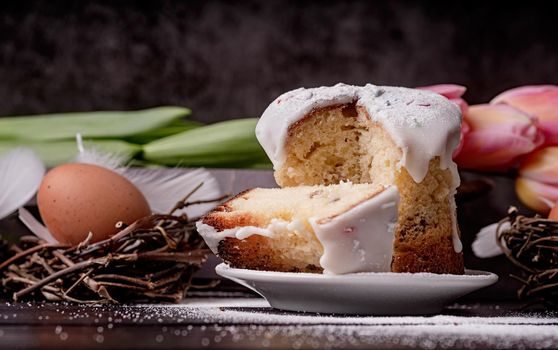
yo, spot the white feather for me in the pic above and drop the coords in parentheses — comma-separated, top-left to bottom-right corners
(75, 134, 222, 218)
(471, 221, 510, 258)
(122, 168, 221, 218)
(18, 207, 58, 243)
(75, 133, 127, 170)
(0, 148, 45, 220)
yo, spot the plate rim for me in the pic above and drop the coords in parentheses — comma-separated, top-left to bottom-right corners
(215, 263, 499, 283)
(215, 263, 499, 315)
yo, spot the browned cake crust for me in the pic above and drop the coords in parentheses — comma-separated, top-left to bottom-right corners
(218, 236, 322, 273)
(391, 237, 464, 274)
(201, 190, 255, 230)
(201, 190, 322, 273)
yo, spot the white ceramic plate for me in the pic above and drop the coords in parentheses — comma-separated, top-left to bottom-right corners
(215, 263, 498, 315)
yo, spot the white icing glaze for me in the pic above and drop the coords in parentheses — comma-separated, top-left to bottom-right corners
(255, 83, 463, 253)
(255, 83, 461, 184)
(309, 186, 399, 274)
(448, 163, 462, 253)
(256, 83, 361, 171)
(449, 192, 463, 253)
(196, 218, 311, 255)
(197, 186, 400, 274)
(359, 85, 461, 184)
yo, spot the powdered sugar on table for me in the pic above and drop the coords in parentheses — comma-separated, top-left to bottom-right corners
(1, 298, 556, 349)
(153, 298, 558, 349)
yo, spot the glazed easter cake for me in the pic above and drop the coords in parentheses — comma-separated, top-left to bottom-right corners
(197, 83, 465, 274)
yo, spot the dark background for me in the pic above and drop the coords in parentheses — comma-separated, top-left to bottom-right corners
(1, 1, 557, 122)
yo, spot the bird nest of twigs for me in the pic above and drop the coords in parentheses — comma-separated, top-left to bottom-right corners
(497, 207, 558, 308)
(0, 184, 226, 304)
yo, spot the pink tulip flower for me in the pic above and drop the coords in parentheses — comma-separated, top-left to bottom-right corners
(417, 84, 469, 157)
(492, 85, 558, 146)
(417, 84, 469, 115)
(454, 104, 544, 171)
(516, 146, 558, 213)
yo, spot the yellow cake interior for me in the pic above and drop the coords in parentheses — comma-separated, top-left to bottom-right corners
(201, 183, 385, 272)
(271, 103, 463, 273)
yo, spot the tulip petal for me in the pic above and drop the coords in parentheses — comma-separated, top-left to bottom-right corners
(516, 177, 558, 213)
(492, 85, 558, 123)
(452, 98, 469, 116)
(418, 84, 468, 115)
(538, 120, 558, 145)
(455, 104, 543, 170)
(462, 118, 471, 134)
(519, 147, 558, 186)
(492, 85, 558, 146)
(455, 131, 539, 170)
(465, 104, 536, 130)
(417, 84, 466, 99)
(452, 119, 469, 159)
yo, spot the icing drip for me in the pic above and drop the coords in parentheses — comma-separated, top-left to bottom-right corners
(196, 218, 311, 255)
(310, 186, 400, 274)
(358, 85, 461, 184)
(256, 83, 461, 184)
(448, 162, 462, 253)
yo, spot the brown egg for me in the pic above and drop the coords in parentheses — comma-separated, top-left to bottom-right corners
(37, 163, 151, 245)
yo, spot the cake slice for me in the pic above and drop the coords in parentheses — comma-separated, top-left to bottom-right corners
(255, 84, 464, 274)
(197, 183, 399, 274)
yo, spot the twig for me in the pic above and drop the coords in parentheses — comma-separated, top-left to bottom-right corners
(14, 259, 107, 301)
(168, 182, 204, 215)
(0, 243, 67, 272)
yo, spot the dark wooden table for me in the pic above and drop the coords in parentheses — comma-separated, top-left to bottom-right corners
(0, 284, 556, 350)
